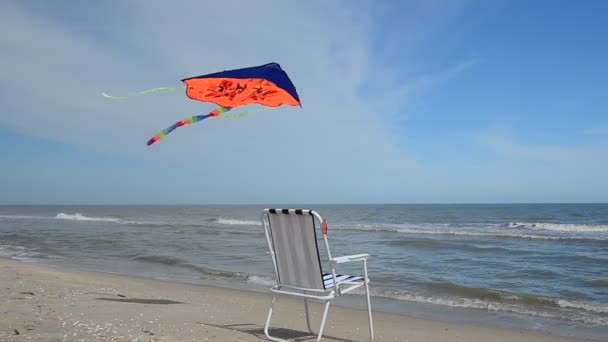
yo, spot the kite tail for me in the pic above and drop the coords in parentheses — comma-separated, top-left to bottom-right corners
(102, 86, 186, 100)
(147, 106, 275, 146)
(147, 106, 231, 146)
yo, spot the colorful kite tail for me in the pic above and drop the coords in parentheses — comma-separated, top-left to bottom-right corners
(146, 107, 231, 146)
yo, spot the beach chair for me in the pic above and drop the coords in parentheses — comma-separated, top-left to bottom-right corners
(261, 208, 374, 342)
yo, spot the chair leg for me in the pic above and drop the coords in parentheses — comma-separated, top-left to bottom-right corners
(304, 299, 314, 334)
(266, 295, 332, 342)
(264, 295, 289, 342)
(304, 299, 332, 341)
(315, 300, 331, 342)
(364, 260, 374, 342)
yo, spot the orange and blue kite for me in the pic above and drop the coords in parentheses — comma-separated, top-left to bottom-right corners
(102, 62, 301, 146)
(182, 62, 301, 108)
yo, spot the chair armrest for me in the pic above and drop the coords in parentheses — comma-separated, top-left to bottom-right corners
(331, 254, 369, 264)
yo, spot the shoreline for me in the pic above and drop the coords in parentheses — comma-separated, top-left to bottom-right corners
(0, 258, 597, 341)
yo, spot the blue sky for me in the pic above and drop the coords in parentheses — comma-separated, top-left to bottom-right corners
(1, 0, 606, 204)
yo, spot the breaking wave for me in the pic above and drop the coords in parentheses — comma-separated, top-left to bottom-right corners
(247, 275, 276, 287)
(133, 255, 183, 265)
(387, 239, 528, 253)
(508, 222, 608, 233)
(0, 214, 48, 220)
(55, 212, 123, 222)
(1, 212, 264, 228)
(334, 223, 608, 241)
(557, 299, 608, 314)
(215, 218, 261, 226)
(0, 212, 146, 225)
(54, 213, 152, 225)
(132, 255, 248, 280)
(0, 244, 63, 261)
(372, 283, 608, 326)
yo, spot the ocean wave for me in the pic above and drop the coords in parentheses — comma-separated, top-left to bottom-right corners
(557, 300, 608, 314)
(132, 255, 248, 280)
(421, 282, 505, 301)
(55, 212, 123, 222)
(371, 286, 608, 326)
(133, 255, 183, 265)
(412, 281, 608, 316)
(418, 281, 563, 307)
(508, 222, 608, 233)
(587, 279, 608, 288)
(128, 218, 262, 230)
(215, 218, 261, 226)
(247, 275, 276, 287)
(337, 224, 608, 241)
(181, 263, 249, 280)
(0, 244, 63, 261)
(130, 222, 218, 230)
(0, 212, 148, 225)
(0, 214, 49, 220)
(387, 239, 525, 254)
(54, 212, 151, 225)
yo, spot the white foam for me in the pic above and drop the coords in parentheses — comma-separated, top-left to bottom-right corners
(336, 224, 607, 241)
(247, 275, 275, 287)
(558, 299, 608, 314)
(54, 212, 149, 225)
(0, 245, 26, 256)
(0, 245, 61, 261)
(55, 212, 122, 222)
(388, 291, 492, 310)
(1, 213, 137, 224)
(0, 214, 48, 220)
(338, 225, 608, 240)
(372, 288, 608, 326)
(216, 218, 261, 226)
(509, 222, 608, 233)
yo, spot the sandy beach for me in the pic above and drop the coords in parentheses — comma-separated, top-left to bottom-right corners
(0, 258, 593, 342)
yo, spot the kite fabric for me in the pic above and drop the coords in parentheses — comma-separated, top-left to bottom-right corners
(101, 86, 186, 100)
(181, 62, 301, 108)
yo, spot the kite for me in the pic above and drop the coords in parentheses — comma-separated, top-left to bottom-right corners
(181, 62, 301, 108)
(102, 62, 301, 146)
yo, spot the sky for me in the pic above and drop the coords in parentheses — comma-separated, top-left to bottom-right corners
(0, 0, 607, 204)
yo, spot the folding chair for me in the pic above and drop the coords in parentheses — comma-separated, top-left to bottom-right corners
(261, 208, 374, 342)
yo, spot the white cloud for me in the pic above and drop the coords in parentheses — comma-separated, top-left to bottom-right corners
(480, 126, 608, 163)
(467, 126, 608, 202)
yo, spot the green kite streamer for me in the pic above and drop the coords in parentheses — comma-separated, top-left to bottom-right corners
(101, 86, 186, 100)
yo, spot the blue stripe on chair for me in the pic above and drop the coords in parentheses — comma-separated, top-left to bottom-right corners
(322, 273, 364, 289)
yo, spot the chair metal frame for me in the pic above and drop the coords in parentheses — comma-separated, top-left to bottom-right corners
(261, 208, 374, 342)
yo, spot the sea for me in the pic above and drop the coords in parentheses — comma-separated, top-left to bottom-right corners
(1, 204, 607, 340)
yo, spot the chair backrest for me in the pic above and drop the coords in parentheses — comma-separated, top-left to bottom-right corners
(262, 209, 328, 290)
